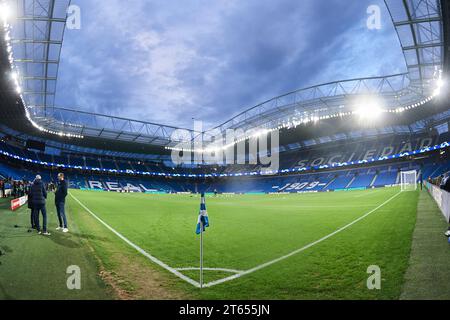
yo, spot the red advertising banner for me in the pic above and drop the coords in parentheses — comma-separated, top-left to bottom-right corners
(11, 195, 28, 211)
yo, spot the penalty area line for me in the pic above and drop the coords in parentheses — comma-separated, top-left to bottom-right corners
(353, 188, 383, 198)
(203, 191, 402, 288)
(69, 192, 201, 288)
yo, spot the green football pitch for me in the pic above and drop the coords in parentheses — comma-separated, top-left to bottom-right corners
(0, 187, 420, 299)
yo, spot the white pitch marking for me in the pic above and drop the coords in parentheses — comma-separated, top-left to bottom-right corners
(202, 191, 402, 288)
(354, 189, 382, 198)
(175, 267, 244, 274)
(70, 190, 402, 289)
(69, 192, 202, 288)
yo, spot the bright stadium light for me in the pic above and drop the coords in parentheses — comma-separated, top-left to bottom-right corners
(434, 77, 446, 97)
(434, 87, 442, 97)
(353, 97, 384, 120)
(10, 71, 18, 81)
(0, 3, 11, 22)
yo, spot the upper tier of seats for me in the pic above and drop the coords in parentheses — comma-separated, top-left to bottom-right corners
(0, 131, 448, 178)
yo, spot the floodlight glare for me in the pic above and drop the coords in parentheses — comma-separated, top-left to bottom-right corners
(351, 95, 385, 121)
(10, 71, 18, 81)
(0, 3, 11, 22)
(434, 77, 446, 97)
(434, 87, 441, 97)
(355, 100, 384, 119)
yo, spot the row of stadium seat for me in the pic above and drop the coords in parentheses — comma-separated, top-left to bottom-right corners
(1, 131, 447, 177)
(1, 156, 449, 194)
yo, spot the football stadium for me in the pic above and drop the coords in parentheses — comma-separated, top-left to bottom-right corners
(1, 0, 450, 305)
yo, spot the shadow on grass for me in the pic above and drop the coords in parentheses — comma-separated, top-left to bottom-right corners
(69, 231, 109, 242)
(0, 201, 11, 211)
(0, 281, 15, 300)
(46, 232, 81, 248)
(46, 230, 108, 248)
(0, 224, 36, 239)
(0, 245, 13, 253)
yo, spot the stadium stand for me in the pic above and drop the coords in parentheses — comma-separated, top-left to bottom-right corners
(0, 131, 449, 194)
(0, 0, 448, 197)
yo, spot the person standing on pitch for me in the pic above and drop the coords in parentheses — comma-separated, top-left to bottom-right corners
(31, 175, 50, 236)
(439, 171, 450, 238)
(0, 179, 4, 198)
(55, 173, 69, 233)
(418, 172, 423, 191)
(27, 185, 36, 231)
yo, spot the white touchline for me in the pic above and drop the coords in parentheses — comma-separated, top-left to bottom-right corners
(202, 191, 402, 288)
(69, 192, 202, 288)
(70, 190, 402, 289)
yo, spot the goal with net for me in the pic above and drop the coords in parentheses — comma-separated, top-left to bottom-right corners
(400, 170, 417, 192)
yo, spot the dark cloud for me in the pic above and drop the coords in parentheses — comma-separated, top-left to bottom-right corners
(55, 0, 405, 129)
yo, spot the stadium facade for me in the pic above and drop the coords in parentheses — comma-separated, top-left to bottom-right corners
(1, 0, 450, 194)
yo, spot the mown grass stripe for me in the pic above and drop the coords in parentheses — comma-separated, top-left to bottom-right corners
(204, 191, 402, 288)
(69, 192, 202, 288)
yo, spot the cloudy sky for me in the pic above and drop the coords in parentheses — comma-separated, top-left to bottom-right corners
(55, 0, 406, 129)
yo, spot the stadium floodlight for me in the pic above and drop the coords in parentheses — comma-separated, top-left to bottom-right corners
(0, 3, 11, 22)
(400, 170, 417, 192)
(354, 97, 384, 120)
(434, 87, 442, 97)
(433, 77, 446, 97)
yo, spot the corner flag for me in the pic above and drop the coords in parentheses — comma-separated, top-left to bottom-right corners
(196, 192, 210, 234)
(196, 192, 210, 288)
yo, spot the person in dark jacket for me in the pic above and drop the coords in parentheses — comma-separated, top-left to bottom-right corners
(27, 186, 36, 230)
(55, 173, 69, 233)
(0, 180, 4, 198)
(439, 172, 450, 237)
(31, 175, 50, 236)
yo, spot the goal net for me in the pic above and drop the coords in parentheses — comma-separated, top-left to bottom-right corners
(400, 170, 417, 192)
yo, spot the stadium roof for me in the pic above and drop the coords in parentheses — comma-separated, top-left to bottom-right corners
(210, 0, 445, 134)
(1, 0, 448, 149)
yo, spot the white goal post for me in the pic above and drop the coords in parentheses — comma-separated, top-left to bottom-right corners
(400, 170, 417, 192)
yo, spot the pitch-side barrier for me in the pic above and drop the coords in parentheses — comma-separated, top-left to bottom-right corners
(425, 182, 450, 223)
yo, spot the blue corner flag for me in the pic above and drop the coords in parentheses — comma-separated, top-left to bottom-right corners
(196, 193, 210, 234)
